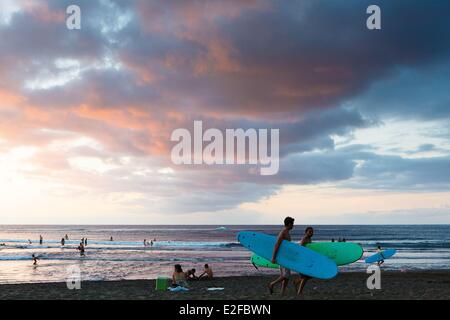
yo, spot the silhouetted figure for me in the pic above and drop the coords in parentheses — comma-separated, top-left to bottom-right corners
(199, 264, 214, 280)
(77, 242, 85, 256)
(295, 227, 314, 295)
(186, 268, 198, 280)
(376, 245, 384, 266)
(268, 216, 295, 295)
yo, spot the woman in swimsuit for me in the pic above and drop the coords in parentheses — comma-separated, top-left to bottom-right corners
(172, 264, 188, 287)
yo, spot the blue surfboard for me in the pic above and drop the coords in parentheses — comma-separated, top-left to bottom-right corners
(365, 249, 397, 263)
(237, 231, 338, 279)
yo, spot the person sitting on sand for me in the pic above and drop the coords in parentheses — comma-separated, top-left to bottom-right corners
(294, 226, 314, 295)
(268, 216, 295, 295)
(172, 264, 188, 287)
(186, 268, 198, 280)
(376, 245, 384, 266)
(32, 254, 39, 265)
(77, 242, 85, 257)
(199, 264, 213, 280)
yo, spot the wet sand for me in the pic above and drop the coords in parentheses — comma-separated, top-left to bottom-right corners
(1, 271, 449, 300)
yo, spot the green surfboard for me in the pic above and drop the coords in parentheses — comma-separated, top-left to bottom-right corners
(251, 242, 363, 268)
(251, 254, 280, 268)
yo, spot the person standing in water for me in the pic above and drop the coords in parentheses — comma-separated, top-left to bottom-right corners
(268, 216, 295, 295)
(295, 226, 314, 295)
(110, 236, 114, 241)
(32, 254, 39, 265)
(61, 238, 65, 246)
(84, 238, 88, 246)
(39, 235, 43, 245)
(65, 234, 69, 240)
(77, 242, 85, 257)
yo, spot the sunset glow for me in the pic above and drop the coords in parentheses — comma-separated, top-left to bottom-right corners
(1, 0, 450, 224)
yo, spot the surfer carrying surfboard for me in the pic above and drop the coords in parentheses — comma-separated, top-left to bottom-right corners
(268, 216, 295, 295)
(295, 227, 314, 295)
(376, 246, 385, 266)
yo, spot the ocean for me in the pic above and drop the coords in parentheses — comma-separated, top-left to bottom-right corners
(0, 225, 449, 284)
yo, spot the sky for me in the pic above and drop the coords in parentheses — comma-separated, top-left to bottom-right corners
(1, 0, 450, 224)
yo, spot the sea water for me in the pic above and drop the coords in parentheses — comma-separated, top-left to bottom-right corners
(0, 225, 449, 284)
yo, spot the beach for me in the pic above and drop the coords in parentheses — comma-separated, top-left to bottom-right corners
(1, 225, 450, 300)
(1, 271, 449, 300)
(2, 225, 450, 284)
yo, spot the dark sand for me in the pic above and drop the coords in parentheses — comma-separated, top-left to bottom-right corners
(1, 271, 449, 300)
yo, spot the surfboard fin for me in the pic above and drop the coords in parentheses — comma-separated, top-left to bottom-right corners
(252, 262, 259, 270)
